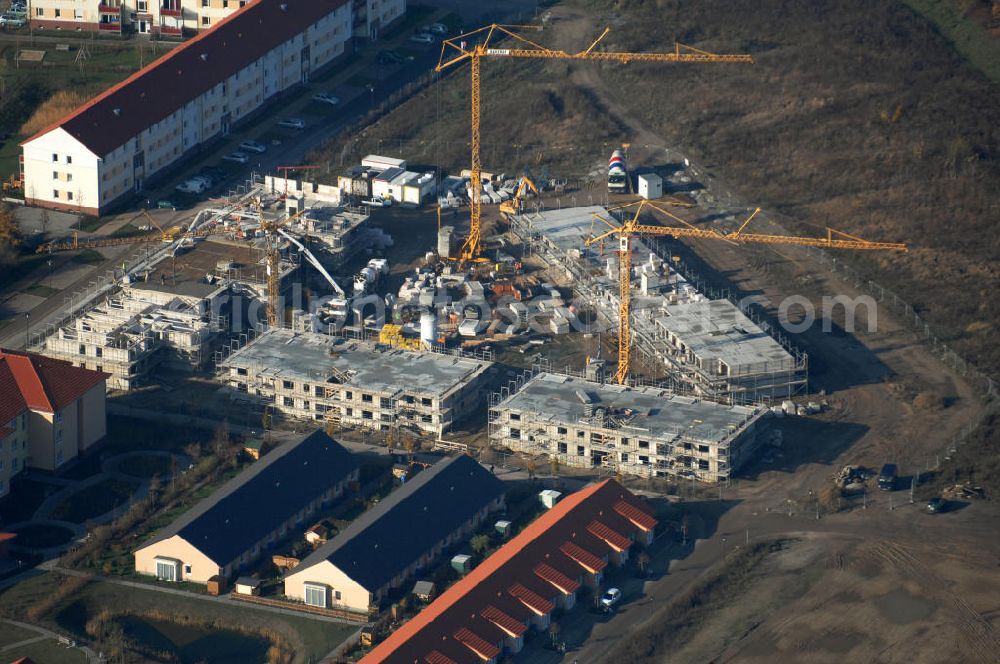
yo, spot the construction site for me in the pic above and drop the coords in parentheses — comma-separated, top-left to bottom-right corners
(489, 371, 767, 482)
(217, 328, 493, 437)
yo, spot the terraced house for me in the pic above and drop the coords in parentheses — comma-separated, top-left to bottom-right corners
(0, 350, 108, 498)
(21, 0, 354, 215)
(134, 430, 359, 584)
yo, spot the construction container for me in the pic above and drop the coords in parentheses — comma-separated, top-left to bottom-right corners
(451, 554, 472, 574)
(539, 489, 562, 509)
(362, 155, 407, 171)
(638, 173, 662, 200)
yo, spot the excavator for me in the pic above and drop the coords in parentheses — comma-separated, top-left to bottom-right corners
(499, 175, 540, 218)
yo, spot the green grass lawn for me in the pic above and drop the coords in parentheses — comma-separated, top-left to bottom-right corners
(0, 477, 57, 523)
(117, 454, 174, 479)
(903, 0, 1000, 84)
(48, 478, 139, 523)
(22, 283, 58, 298)
(10, 523, 75, 549)
(0, 572, 355, 663)
(0, 620, 35, 647)
(1, 637, 87, 664)
(70, 249, 105, 265)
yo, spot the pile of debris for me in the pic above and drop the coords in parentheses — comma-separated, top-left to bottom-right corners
(942, 483, 985, 500)
(834, 465, 870, 494)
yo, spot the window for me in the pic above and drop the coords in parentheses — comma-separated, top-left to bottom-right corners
(558, 442, 567, 453)
(53, 190, 59, 199)
(67, 192, 74, 201)
(334, 590, 341, 601)
(53, 171, 59, 180)
(698, 445, 710, 454)
(155, 559, 178, 582)
(361, 394, 372, 403)
(201, 16, 211, 26)
(510, 413, 520, 421)
(345, 391, 353, 400)
(54, 411, 63, 424)
(510, 428, 521, 440)
(557, 426, 567, 435)
(362, 411, 373, 420)
(421, 397, 432, 406)
(639, 440, 650, 449)
(52, 154, 58, 162)
(302, 383, 310, 393)
(303, 583, 327, 607)
(54, 8, 60, 17)
(184, 564, 192, 575)
(283, 397, 294, 407)
(67, 174, 73, 183)
(576, 445, 585, 456)
(67, 156, 72, 164)
(577, 430, 585, 439)
(282, 380, 293, 389)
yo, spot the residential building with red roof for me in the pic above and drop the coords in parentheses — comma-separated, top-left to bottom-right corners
(20, 0, 357, 216)
(360, 479, 658, 664)
(0, 350, 108, 497)
(28, 1, 254, 36)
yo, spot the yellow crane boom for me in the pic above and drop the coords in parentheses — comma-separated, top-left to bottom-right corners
(435, 24, 753, 262)
(585, 200, 908, 384)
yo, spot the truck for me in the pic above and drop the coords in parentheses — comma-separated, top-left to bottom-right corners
(608, 149, 628, 193)
(877, 463, 897, 491)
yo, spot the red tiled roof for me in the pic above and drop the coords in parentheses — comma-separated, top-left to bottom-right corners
(615, 499, 657, 531)
(480, 605, 526, 637)
(23, 0, 349, 157)
(587, 520, 632, 552)
(0, 350, 108, 413)
(0, 425, 13, 439)
(560, 541, 607, 573)
(361, 480, 656, 664)
(533, 562, 580, 595)
(424, 652, 458, 664)
(452, 628, 499, 661)
(508, 583, 554, 616)
(0, 361, 28, 426)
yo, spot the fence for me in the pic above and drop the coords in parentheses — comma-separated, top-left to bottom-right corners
(229, 592, 370, 623)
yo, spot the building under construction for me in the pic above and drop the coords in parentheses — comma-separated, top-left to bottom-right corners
(510, 206, 807, 401)
(490, 371, 767, 483)
(34, 239, 297, 390)
(217, 329, 493, 437)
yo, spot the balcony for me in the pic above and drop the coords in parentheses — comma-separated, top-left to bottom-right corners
(159, 25, 182, 35)
(98, 4, 122, 14)
(98, 22, 122, 31)
(160, 7, 181, 17)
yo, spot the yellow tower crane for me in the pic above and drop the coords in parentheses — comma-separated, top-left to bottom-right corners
(435, 24, 754, 262)
(585, 200, 909, 384)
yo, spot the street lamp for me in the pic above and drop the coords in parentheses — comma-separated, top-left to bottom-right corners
(367, 84, 375, 109)
(24, 312, 30, 349)
(47, 259, 53, 289)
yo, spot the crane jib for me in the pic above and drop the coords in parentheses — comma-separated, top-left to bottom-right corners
(486, 48, 510, 56)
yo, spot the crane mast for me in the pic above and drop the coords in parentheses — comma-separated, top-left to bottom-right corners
(587, 200, 908, 384)
(436, 24, 753, 262)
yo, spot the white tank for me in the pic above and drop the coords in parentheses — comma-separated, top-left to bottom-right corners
(420, 311, 438, 346)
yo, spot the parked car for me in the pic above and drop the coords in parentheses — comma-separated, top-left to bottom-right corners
(926, 496, 946, 513)
(222, 151, 249, 164)
(877, 463, 897, 491)
(409, 33, 435, 45)
(377, 50, 403, 65)
(278, 117, 306, 129)
(0, 15, 25, 27)
(239, 140, 267, 154)
(600, 588, 622, 610)
(362, 196, 393, 208)
(428, 23, 448, 35)
(312, 92, 340, 106)
(175, 179, 208, 194)
(156, 199, 178, 210)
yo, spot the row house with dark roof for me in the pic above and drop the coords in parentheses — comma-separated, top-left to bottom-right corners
(21, 0, 355, 216)
(134, 429, 359, 584)
(0, 350, 108, 498)
(283, 454, 506, 616)
(28, 0, 253, 36)
(360, 479, 657, 664)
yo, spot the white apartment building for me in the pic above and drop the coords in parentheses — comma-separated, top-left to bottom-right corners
(28, 0, 254, 36)
(21, 0, 354, 216)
